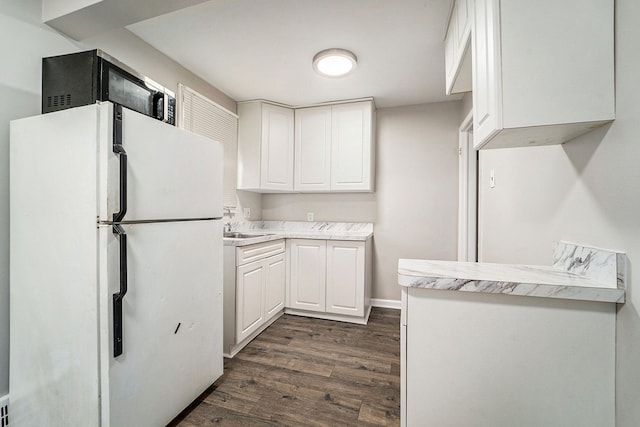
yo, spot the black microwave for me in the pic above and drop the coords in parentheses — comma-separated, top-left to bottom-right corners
(42, 49, 176, 125)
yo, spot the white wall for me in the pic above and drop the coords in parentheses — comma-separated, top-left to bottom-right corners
(263, 102, 461, 301)
(0, 0, 235, 395)
(476, 0, 640, 425)
(82, 28, 236, 113)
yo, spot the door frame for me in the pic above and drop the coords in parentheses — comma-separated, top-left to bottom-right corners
(458, 110, 478, 262)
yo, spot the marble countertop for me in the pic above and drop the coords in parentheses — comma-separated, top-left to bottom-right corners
(398, 242, 626, 304)
(223, 221, 373, 247)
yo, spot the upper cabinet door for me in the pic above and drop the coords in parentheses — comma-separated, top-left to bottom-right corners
(455, 0, 471, 48)
(330, 101, 374, 192)
(260, 103, 294, 191)
(294, 106, 332, 191)
(472, 0, 614, 149)
(445, 0, 472, 95)
(472, 0, 502, 146)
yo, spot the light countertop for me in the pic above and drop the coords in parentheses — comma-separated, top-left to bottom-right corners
(398, 242, 626, 304)
(223, 221, 373, 247)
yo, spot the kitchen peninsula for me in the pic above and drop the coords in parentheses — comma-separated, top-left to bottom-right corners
(399, 242, 626, 427)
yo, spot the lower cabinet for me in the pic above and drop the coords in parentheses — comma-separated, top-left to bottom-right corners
(401, 287, 616, 427)
(326, 241, 366, 317)
(288, 239, 327, 312)
(224, 240, 285, 357)
(224, 236, 371, 357)
(287, 238, 371, 324)
(236, 252, 285, 342)
(264, 253, 286, 320)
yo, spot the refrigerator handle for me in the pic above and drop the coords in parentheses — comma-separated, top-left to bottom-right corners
(112, 224, 128, 357)
(112, 104, 128, 223)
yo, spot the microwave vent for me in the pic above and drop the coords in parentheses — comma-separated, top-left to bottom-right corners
(47, 94, 72, 108)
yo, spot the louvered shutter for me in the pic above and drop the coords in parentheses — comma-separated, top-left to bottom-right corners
(178, 84, 238, 208)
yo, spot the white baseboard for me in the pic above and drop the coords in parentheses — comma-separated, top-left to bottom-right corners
(371, 298, 401, 310)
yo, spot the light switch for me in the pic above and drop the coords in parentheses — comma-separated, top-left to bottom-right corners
(489, 169, 496, 188)
(243, 208, 251, 218)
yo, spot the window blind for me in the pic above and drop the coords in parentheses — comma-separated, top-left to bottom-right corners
(178, 84, 238, 208)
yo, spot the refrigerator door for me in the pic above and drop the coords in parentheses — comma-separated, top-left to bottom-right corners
(97, 102, 223, 222)
(98, 220, 223, 427)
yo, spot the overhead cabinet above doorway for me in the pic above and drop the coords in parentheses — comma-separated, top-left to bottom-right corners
(445, 0, 615, 150)
(237, 99, 375, 193)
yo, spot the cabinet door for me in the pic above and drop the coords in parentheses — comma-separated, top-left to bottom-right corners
(330, 102, 373, 192)
(444, 10, 459, 95)
(264, 252, 286, 322)
(326, 241, 365, 317)
(472, 0, 503, 148)
(288, 239, 326, 312)
(294, 106, 332, 191)
(445, 0, 472, 95)
(236, 260, 265, 342)
(456, 0, 471, 49)
(260, 103, 294, 191)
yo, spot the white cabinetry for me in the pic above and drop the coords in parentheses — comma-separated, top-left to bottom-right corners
(223, 240, 286, 357)
(288, 239, 326, 312)
(401, 288, 615, 427)
(472, 0, 614, 149)
(445, 0, 472, 95)
(237, 101, 294, 191)
(287, 238, 372, 324)
(326, 241, 366, 317)
(236, 260, 265, 342)
(294, 106, 332, 191)
(330, 102, 374, 192)
(264, 253, 286, 320)
(295, 101, 374, 192)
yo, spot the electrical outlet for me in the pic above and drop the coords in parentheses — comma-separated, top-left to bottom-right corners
(243, 208, 251, 218)
(307, 212, 314, 222)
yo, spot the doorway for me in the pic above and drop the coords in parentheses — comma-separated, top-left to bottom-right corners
(457, 111, 478, 262)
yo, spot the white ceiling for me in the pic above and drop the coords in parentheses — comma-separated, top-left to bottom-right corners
(127, 0, 460, 108)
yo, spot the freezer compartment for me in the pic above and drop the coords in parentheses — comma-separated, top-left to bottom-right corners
(98, 220, 223, 426)
(98, 103, 223, 222)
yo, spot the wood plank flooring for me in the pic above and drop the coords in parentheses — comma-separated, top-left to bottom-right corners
(168, 307, 401, 426)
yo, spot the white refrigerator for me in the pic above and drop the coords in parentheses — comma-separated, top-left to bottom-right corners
(9, 102, 224, 426)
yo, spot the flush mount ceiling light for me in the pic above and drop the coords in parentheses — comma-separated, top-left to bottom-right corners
(312, 48, 358, 78)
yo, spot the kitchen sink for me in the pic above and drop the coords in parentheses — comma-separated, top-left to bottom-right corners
(223, 232, 273, 239)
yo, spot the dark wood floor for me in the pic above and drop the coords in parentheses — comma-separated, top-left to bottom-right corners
(169, 307, 401, 426)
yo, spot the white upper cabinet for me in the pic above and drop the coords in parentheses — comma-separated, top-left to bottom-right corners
(294, 106, 332, 191)
(294, 100, 375, 192)
(330, 101, 375, 192)
(445, 0, 472, 95)
(472, 0, 615, 149)
(237, 101, 294, 192)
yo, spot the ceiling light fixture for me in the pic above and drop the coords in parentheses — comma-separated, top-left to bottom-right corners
(312, 48, 358, 78)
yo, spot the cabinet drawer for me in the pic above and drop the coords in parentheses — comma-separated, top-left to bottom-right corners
(236, 239, 285, 265)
